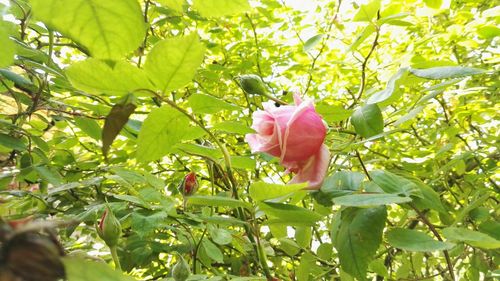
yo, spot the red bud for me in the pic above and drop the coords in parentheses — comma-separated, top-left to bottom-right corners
(178, 172, 198, 197)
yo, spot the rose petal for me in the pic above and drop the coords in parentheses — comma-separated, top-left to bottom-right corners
(251, 111, 274, 136)
(293, 93, 303, 105)
(288, 145, 330, 190)
(245, 133, 281, 157)
(281, 100, 326, 162)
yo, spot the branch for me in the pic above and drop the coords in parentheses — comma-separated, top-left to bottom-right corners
(410, 203, 455, 281)
(245, 13, 263, 76)
(355, 149, 372, 181)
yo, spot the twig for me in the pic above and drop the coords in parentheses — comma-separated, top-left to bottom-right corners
(355, 150, 372, 180)
(192, 228, 207, 274)
(137, 0, 151, 67)
(303, 0, 342, 95)
(410, 203, 455, 281)
(245, 13, 263, 75)
(355, 23, 380, 102)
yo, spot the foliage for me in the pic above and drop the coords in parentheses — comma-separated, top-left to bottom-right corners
(0, 0, 499, 280)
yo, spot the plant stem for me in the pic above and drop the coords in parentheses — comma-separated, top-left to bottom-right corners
(110, 245, 122, 271)
(410, 203, 455, 281)
(138, 89, 273, 279)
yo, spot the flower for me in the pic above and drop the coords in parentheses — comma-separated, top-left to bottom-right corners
(96, 206, 121, 247)
(245, 93, 330, 189)
(178, 172, 198, 197)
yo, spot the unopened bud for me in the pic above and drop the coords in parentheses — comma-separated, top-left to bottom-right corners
(96, 206, 121, 247)
(172, 254, 190, 281)
(178, 172, 198, 197)
(238, 74, 268, 96)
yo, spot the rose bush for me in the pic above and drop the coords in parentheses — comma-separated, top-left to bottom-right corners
(246, 94, 330, 189)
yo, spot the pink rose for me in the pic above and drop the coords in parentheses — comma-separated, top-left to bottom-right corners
(245, 94, 330, 189)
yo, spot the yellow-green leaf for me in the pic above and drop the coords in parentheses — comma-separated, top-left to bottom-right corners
(193, 0, 251, 17)
(144, 34, 205, 92)
(30, 0, 145, 59)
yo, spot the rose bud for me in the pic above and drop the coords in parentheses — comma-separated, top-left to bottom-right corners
(172, 254, 190, 281)
(178, 172, 198, 197)
(178, 172, 198, 210)
(245, 93, 330, 189)
(96, 206, 121, 247)
(238, 74, 268, 96)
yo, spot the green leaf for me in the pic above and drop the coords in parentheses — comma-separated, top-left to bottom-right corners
(295, 226, 312, 248)
(477, 25, 500, 39)
(176, 143, 222, 162)
(258, 202, 323, 226)
(202, 239, 224, 263)
(64, 257, 136, 281)
(296, 252, 320, 281)
(249, 182, 307, 201)
(230, 155, 256, 170)
(369, 259, 388, 278)
(442, 227, 500, 249)
(351, 104, 384, 138)
(213, 121, 254, 134)
(144, 34, 205, 92)
(409, 66, 486, 80)
(34, 165, 63, 185)
(66, 59, 153, 96)
(0, 134, 27, 151)
(478, 220, 500, 241)
(136, 105, 200, 162)
(353, 0, 381, 22)
(423, 0, 442, 9)
(102, 99, 137, 157)
(411, 181, 446, 213)
(187, 94, 240, 114)
(370, 170, 421, 197)
(393, 106, 425, 127)
(333, 194, 412, 207)
(279, 238, 301, 256)
(387, 228, 455, 252)
(316, 243, 333, 261)
(303, 34, 323, 52)
(335, 206, 387, 280)
(315, 103, 353, 123)
(0, 69, 37, 93)
(158, 0, 185, 12)
(131, 211, 168, 237)
(314, 171, 364, 206)
(0, 22, 15, 67)
(192, 0, 251, 17)
(209, 227, 233, 245)
(30, 0, 145, 59)
(188, 195, 252, 209)
(74, 117, 101, 140)
(367, 68, 408, 104)
(348, 25, 376, 52)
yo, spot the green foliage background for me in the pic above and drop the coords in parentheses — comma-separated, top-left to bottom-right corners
(0, 0, 499, 280)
